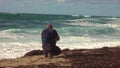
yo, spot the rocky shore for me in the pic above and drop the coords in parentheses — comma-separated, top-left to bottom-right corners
(0, 47, 120, 68)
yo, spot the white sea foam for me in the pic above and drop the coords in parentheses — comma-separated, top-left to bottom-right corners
(0, 36, 120, 59)
(0, 42, 41, 59)
(58, 36, 120, 49)
(0, 30, 24, 39)
(2, 29, 21, 33)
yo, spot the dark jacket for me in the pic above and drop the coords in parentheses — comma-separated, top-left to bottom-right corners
(41, 28, 59, 53)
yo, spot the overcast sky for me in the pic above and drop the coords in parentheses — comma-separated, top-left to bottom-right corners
(0, 0, 120, 16)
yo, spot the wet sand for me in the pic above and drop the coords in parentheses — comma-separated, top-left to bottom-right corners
(0, 47, 120, 68)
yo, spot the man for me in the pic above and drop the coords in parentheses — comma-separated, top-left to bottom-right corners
(41, 24, 60, 58)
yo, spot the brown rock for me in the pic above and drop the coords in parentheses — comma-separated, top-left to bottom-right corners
(23, 50, 43, 57)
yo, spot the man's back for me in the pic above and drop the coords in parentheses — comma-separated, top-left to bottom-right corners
(41, 28, 58, 46)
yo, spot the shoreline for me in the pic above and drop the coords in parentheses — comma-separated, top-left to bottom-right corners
(0, 41, 120, 60)
(0, 47, 120, 68)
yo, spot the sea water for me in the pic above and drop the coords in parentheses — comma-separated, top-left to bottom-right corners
(0, 13, 120, 59)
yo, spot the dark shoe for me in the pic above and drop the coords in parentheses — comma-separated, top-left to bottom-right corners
(45, 53, 48, 58)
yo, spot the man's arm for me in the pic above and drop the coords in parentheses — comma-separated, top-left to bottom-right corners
(54, 30, 60, 41)
(56, 36, 60, 41)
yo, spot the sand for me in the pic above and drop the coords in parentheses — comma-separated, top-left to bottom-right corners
(0, 47, 120, 68)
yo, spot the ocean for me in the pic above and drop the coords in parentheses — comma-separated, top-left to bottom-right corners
(0, 13, 120, 59)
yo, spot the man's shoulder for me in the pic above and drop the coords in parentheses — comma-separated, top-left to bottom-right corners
(47, 29, 56, 32)
(42, 29, 48, 33)
(42, 29, 57, 33)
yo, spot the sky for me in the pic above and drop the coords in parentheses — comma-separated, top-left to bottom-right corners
(0, 0, 120, 16)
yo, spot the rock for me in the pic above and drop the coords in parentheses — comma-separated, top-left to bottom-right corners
(23, 46, 61, 57)
(23, 50, 43, 57)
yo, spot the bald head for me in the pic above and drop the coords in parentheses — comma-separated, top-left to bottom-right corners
(46, 24, 53, 29)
